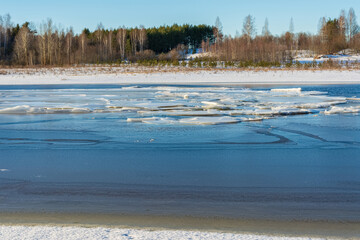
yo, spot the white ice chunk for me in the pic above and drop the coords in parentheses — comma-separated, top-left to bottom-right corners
(324, 106, 360, 114)
(96, 98, 111, 105)
(179, 116, 240, 125)
(0, 105, 92, 114)
(271, 88, 302, 93)
(239, 117, 264, 122)
(127, 117, 176, 125)
(0, 105, 33, 114)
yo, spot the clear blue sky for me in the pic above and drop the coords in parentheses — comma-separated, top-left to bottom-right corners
(2, 0, 360, 35)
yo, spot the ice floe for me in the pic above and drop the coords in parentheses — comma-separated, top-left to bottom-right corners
(271, 88, 302, 93)
(324, 106, 360, 114)
(179, 116, 240, 125)
(0, 86, 358, 125)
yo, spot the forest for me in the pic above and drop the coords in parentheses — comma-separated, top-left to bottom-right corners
(0, 7, 359, 67)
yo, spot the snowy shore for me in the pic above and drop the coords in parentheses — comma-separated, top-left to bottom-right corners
(0, 225, 342, 240)
(0, 67, 360, 85)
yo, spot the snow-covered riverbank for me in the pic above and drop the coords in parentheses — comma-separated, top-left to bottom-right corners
(0, 67, 360, 85)
(0, 225, 342, 240)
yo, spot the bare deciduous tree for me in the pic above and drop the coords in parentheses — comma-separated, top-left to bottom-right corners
(96, 23, 104, 61)
(318, 17, 327, 44)
(13, 24, 32, 65)
(348, 8, 359, 45)
(2, 14, 12, 55)
(242, 15, 256, 43)
(79, 30, 87, 61)
(214, 17, 223, 53)
(215, 17, 223, 42)
(116, 27, 127, 60)
(139, 25, 147, 53)
(130, 28, 139, 55)
(262, 18, 270, 37)
(65, 27, 73, 64)
(108, 30, 113, 59)
(289, 18, 294, 33)
(38, 22, 47, 65)
(339, 9, 348, 42)
(0, 16, 3, 58)
(45, 19, 54, 65)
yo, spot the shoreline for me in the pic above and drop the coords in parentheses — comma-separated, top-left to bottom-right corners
(0, 226, 343, 240)
(0, 212, 359, 239)
(0, 67, 360, 86)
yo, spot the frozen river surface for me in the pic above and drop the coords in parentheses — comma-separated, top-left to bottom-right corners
(0, 84, 359, 222)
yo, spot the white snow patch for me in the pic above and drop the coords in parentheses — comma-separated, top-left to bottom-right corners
(0, 225, 334, 240)
(294, 51, 360, 63)
(186, 52, 213, 59)
(1, 69, 360, 86)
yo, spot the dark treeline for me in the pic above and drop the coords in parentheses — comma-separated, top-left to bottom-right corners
(1, 8, 360, 67)
(147, 24, 214, 54)
(0, 17, 213, 66)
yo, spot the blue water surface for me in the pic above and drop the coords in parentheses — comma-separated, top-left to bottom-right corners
(0, 84, 359, 221)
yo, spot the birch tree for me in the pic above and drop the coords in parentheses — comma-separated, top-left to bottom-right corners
(242, 15, 256, 43)
(262, 18, 270, 36)
(38, 22, 47, 65)
(130, 28, 139, 54)
(289, 18, 294, 33)
(45, 19, 55, 65)
(214, 17, 223, 53)
(65, 27, 73, 64)
(2, 14, 12, 55)
(116, 27, 127, 60)
(79, 30, 87, 62)
(53, 28, 64, 64)
(0, 16, 3, 58)
(338, 9, 348, 47)
(108, 30, 113, 59)
(13, 24, 32, 65)
(139, 25, 147, 53)
(96, 23, 104, 60)
(348, 8, 359, 45)
(215, 17, 223, 42)
(318, 17, 326, 43)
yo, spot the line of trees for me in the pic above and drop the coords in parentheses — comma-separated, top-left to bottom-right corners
(0, 16, 214, 66)
(1, 8, 360, 66)
(210, 8, 360, 63)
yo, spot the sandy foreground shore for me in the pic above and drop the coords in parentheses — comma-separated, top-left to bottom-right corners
(0, 67, 360, 85)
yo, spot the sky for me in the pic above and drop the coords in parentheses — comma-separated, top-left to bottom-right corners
(1, 0, 360, 35)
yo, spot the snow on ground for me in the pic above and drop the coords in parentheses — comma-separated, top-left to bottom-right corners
(294, 50, 360, 63)
(0, 68, 360, 85)
(295, 55, 360, 63)
(0, 225, 339, 240)
(186, 52, 213, 59)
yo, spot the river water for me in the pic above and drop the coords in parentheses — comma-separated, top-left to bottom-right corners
(0, 84, 359, 222)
